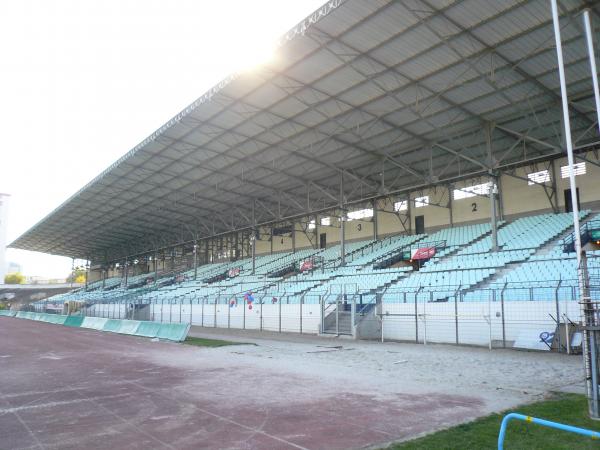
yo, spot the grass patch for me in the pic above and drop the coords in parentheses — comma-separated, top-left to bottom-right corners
(386, 393, 599, 449)
(183, 336, 254, 348)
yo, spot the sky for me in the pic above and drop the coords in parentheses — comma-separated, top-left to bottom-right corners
(0, 0, 325, 280)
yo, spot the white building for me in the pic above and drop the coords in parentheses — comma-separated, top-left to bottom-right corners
(0, 194, 9, 284)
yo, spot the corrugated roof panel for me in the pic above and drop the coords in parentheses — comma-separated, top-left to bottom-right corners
(340, 1, 420, 52)
(312, 65, 368, 96)
(10, 0, 598, 260)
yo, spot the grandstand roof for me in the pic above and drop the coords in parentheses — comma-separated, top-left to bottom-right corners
(10, 0, 600, 261)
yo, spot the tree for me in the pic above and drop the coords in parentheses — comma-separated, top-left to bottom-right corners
(66, 267, 86, 284)
(4, 272, 25, 284)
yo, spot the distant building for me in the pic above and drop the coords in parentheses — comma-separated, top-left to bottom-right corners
(7, 261, 21, 274)
(0, 194, 9, 284)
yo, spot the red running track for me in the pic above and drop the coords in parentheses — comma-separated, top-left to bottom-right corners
(0, 317, 483, 449)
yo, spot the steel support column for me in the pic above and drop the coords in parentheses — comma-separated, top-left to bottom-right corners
(486, 123, 499, 252)
(372, 198, 378, 241)
(124, 258, 129, 286)
(193, 241, 198, 280)
(291, 221, 296, 253)
(251, 201, 256, 275)
(448, 184, 454, 227)
(340, 174, 346, 265)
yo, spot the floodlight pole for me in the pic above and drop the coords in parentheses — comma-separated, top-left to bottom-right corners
(551, 0, 595, 418)
(583, 9, 600, 134)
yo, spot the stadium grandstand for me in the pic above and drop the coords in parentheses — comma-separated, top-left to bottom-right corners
(8, 0, 600, 347)
(4, 0, 600, 446)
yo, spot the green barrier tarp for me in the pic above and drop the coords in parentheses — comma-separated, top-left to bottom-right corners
(117, 320, 140, 335)
(0, 310, 16, 317)
(135, 321, 161, 338)
(63, 315, 84, 327)
(156, 323, 190, 342)
(103, 319, 121, 333)
(81, 317, 108, 330)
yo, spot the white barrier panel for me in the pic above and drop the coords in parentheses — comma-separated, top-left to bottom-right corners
(126, 301, 321, 334)
(381, 300, 582, 347)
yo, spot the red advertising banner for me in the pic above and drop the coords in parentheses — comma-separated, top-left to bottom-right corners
(411, 247, 436, 260)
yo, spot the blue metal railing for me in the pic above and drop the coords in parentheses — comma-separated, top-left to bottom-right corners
(498, 413, 600, 450)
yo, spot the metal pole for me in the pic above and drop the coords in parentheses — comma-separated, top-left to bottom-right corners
(228, 297, 231, 329)
(455, 292, 459, 345)
(336, 295, 339, 335)
(351, 295, 356, 338)
(551, 0, 593, 416)
(300, 296, 303, 334)
(583, 9, 600, 134)
(555, 281, 562, 352)
(320, 296, 324, 334)
(501, 284, 507, 348)
(201, 297, 204, 327)
(424, 292, 429, 345)
(214, 297, 217, 328)
(291, 221, 296, 254)
(278, 295, 282, 333)
(414, 292, 419, 343)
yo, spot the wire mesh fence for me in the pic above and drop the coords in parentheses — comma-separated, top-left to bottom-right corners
(32, 276, 599, 352)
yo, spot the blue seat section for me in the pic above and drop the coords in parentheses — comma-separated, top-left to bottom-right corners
(347, 234, 425, 267)
(425, 222, 492, 259)
(32, 211, 597, 311)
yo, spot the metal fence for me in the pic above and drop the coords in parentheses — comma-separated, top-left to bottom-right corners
(31, 279, 599, 353)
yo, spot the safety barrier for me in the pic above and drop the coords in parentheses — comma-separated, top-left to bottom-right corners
(4, 311, 189, 342)
(81, 317, 108, 330)
(63, 315, 84, 327)
(117, 320, 140, 335)
(498, 413, 600, 449)
(156, 323, 190, 342)
(102, 319, 122, 333)
(136, 321, 162, 337)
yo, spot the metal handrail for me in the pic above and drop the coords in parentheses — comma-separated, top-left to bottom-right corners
(497, 413, 600, 450)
